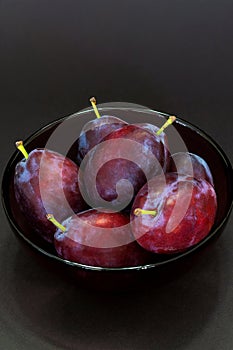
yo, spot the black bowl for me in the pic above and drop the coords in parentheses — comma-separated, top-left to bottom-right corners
(2, 106, 233, 290)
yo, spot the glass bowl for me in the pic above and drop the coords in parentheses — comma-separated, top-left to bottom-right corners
(2, 105, 233, 290)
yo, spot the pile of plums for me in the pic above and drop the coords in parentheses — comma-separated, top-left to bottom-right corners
(14, 102, 217, 267)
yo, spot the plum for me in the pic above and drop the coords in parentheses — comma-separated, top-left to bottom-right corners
(135, 121, 173, 172)
(49, 209, 152, 267)
(130, 172, 217, 254)
(170, 152, 214, 186)
(14, 143, 88, 243)
(76, 98, 127, 165)
(77, 115, 127, 165)
(82, 123, 169, 211)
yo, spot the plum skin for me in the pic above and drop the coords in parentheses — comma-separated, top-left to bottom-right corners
(82, 124, 167, 210)
(76, 115, 127, 165)
(14, 149, 88, 243)
(54, 209, 153, 267)
(130, 173, 217, 254)
(169, 152, 214, 186)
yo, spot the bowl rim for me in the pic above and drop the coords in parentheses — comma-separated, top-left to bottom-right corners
(2, 107, 233, 272)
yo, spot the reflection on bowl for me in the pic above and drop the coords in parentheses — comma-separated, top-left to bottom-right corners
(2, 106, 233, 290)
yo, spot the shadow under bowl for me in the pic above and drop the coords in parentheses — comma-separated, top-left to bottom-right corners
(2, 106, 233, 291)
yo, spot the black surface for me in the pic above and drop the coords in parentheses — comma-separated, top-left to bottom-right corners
(0, 1, 233, 349)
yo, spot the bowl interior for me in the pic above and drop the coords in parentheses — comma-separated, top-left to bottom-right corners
(2, 107, 233, 271)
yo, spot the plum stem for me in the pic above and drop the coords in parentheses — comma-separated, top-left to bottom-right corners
(134, 208, 157, 217)
(90, 97, 101, 119)
(156, 116, 176, 135)
(15, 140, 29, 159)
(46, 214, 66, 232)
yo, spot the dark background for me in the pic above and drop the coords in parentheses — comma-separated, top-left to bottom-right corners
(0, 1, 233, 349)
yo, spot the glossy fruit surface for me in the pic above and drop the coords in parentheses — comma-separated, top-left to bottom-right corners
(83, 124, 166, 210)
(170, 152, 214, 186)
(14, 148, 87, 243)
(131, 172, 217, 254)
(76, 115, 127, 165)
(136, 122, 171, 171)
(54, 209, 152, 267)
